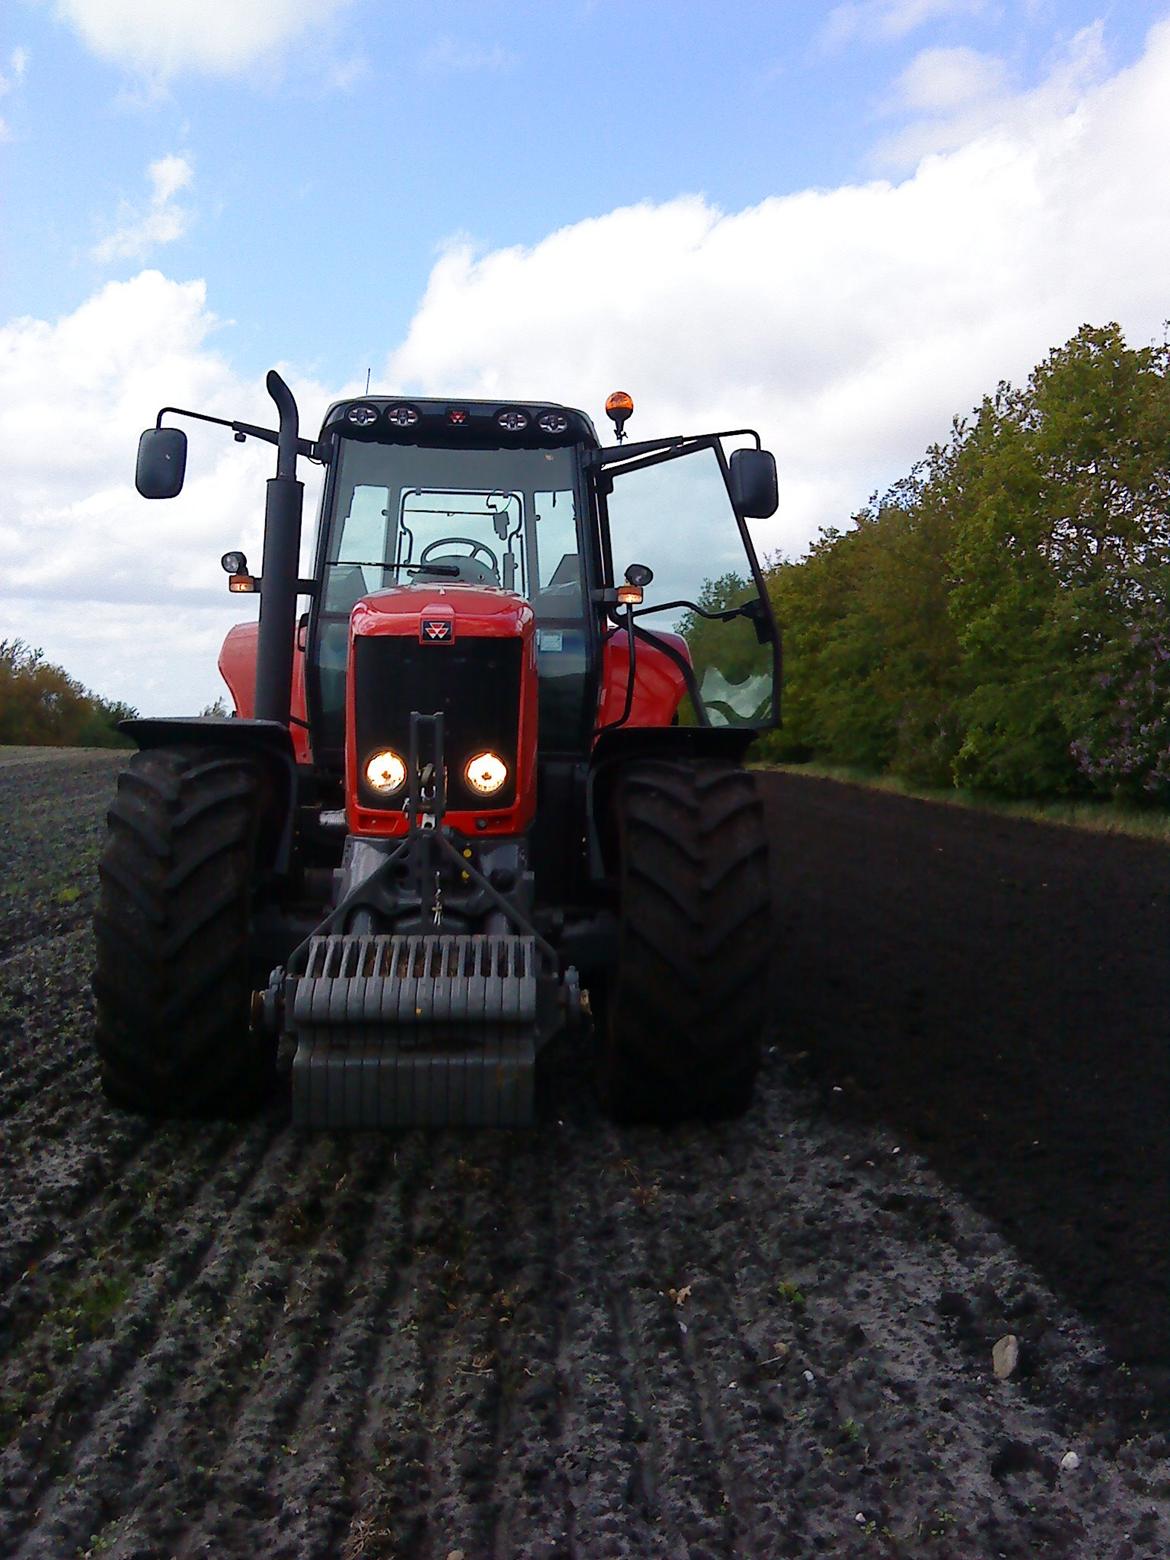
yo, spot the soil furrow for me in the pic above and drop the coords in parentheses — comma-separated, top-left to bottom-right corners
(1, 1115, 291, 1557)
(73, 1131, 410, 1560)
(102, 1131, 359, 1556)
(0, 1117, 239, 1430)
(0, 1039, 123, 1152)
(201, 1134, 408, 1560)
(546, 1125, 663, 1558)
(410, 1137, 509, 1558)
(0, 1090, 248, 1320)
(0, 1113, 154, 1301)
(603, 1118, 815, 1556)
(592, 1127, 733, 1556)
(0, 935, 101, 1122)
(483, 1134, 574, 1560)
(333, 1135, 434, 1559)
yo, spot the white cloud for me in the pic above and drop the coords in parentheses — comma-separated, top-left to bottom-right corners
(890, 44, 1008, 111)
(822, 0, 988, 49)
(419, 35, 516, 74)
(1, 45, 29, 90)
(148, 152, 191, 204)
(875, 22, 1109, 166)
(92, 154, 194, 263)
(48, 0, 355, 79)
(388, 20, 1170, 565)
(325, 55, 369, 92)
(0, 272, 327, 714)
(0, 44, 30, 139)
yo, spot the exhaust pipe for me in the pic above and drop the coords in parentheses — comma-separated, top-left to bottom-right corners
(254, 370, 304, 727)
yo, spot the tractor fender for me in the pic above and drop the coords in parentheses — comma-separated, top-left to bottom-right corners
(219, 621, 312, 763)
(119, 717, 299, 877)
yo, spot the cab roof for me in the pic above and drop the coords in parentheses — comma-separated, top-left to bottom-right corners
(320, 396, 600, 449)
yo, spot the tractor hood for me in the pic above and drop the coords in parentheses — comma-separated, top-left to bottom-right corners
(350, 582, 534, 644)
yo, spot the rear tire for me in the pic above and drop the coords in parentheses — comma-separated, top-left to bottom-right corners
(599, 760, 772, 1122)
(93, 746, 273, 1116)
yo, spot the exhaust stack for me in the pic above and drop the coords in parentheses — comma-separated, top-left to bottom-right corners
(254, 370, 304, 728)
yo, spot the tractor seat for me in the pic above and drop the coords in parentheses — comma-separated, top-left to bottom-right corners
(325, 562, 376, 613)
(422, 554, 500, 586)
(534, 551, 582, 617)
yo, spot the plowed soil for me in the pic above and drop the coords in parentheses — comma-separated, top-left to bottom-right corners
(1, 750, 1167, 1559)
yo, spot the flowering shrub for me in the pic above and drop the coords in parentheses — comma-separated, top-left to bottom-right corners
(1072, 626, 1170, 802)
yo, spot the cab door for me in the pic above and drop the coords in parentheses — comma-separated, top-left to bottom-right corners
(592, 435, 781, 733)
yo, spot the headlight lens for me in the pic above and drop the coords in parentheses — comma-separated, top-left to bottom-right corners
(365, 749, 407, 794)
(464, 751, 508, 796)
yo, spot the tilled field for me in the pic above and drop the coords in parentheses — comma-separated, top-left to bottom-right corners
(1, 749, 1167, 1559)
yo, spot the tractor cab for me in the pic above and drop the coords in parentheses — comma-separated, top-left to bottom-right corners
(307, 400, 599, 766)
(305, 393, 780, 770)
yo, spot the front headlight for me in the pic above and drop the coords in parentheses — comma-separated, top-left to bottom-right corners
(464, 751, 508, 796)
(365, 749, 407, 795)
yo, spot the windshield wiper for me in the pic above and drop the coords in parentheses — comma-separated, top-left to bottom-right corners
(331, 560, 460, 577)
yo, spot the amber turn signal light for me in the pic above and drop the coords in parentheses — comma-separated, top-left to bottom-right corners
(228, 573, 257, 593)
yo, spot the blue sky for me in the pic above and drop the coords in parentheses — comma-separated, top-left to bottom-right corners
(3, 0, 1170, 713)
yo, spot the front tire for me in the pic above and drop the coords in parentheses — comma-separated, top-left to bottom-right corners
(93, 746, 273, 1116)
(599, 760, 772, 1122)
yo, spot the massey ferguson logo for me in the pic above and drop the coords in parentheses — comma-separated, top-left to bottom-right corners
(421, 617, 453, 643)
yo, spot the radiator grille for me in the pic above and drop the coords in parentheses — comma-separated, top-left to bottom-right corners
(353, 634, 521, 810)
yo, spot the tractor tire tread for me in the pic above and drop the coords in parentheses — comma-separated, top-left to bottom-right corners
(93, 745, 273, 1116)
(601, 758, 772, 1123)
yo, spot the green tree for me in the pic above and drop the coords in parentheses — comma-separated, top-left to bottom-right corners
(759, 321, 1170, 799)
(0, 640, 136, 747)
(948, 325, 1170, 794)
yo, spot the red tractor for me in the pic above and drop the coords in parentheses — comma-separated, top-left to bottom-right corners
(93, 373, 780, 1127)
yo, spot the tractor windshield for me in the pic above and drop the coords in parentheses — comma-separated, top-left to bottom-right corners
(323, 441, 584, 613)
(313, 440, 589, 757)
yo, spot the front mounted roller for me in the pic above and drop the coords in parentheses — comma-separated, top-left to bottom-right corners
(285, 931, 545, 1128)
(599, 759, 772, 1123)
(93, 745, 275, 1116)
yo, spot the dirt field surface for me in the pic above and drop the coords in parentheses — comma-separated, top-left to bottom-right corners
(1, 749, 1168, 1559)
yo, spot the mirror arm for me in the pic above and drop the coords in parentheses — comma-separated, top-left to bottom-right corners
(587, 429, 762, 467)
(154, 405, 317, 461)
(629, 597, 746, 623)
(718, 427, 762, 450)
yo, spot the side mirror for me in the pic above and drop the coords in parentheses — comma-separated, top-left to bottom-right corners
(136, 427, 188, 499)
(729, 447, 778, 519)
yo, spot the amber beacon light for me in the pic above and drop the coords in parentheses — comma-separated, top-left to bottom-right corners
(605, 390, 634, 442)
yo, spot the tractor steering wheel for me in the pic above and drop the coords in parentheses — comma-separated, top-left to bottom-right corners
(419, 537, 500, 573)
